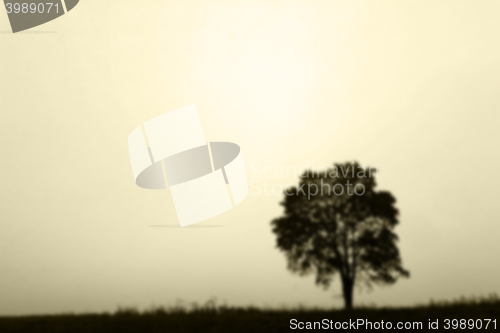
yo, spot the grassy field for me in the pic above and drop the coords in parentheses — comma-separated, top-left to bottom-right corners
(0, 296, 498, 332)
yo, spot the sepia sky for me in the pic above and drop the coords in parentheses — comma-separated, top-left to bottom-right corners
(0, 0, 499, 315)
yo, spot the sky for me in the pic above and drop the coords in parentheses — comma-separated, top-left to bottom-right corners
(0, 0, 499, 315)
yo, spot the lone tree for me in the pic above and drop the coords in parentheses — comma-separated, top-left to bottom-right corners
(271, 161, 409, 309)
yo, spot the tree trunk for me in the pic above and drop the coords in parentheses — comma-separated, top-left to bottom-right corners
(341, 277, 353, 309)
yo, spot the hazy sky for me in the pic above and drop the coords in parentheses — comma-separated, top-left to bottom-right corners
(0, 0, 499, 315)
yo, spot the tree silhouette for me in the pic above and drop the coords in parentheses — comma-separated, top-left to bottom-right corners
(271, 162, 409, 309)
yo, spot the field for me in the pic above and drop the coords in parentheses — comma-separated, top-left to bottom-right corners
(0, 296, 498, 332)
